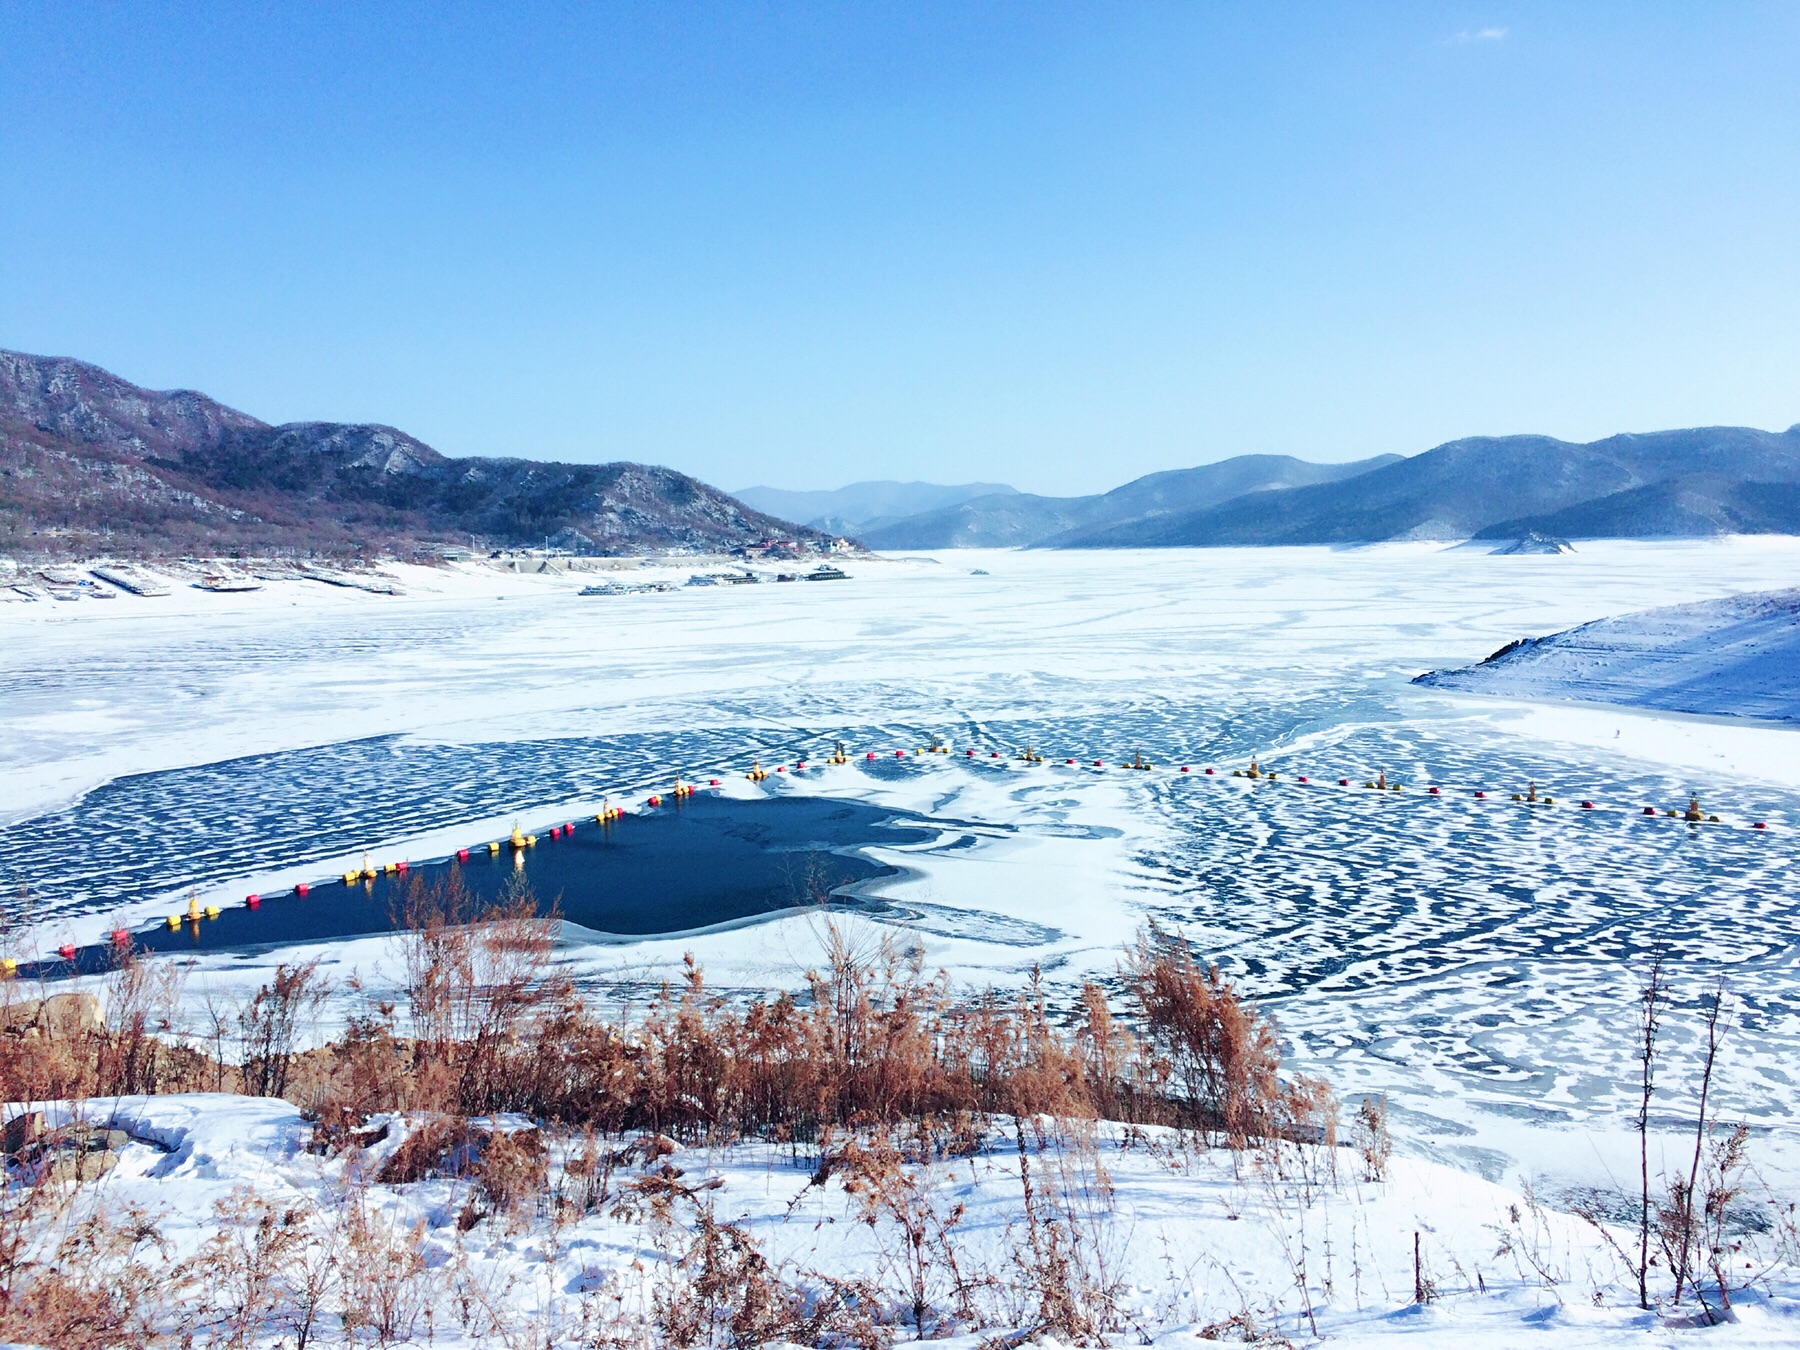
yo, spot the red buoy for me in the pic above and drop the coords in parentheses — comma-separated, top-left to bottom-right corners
(1299, 775, 1309, 783)
(246, 895, 260, 909)
(1754, 822, 1767, 829)
(111, 929, 129, 946)
(1181, 766, 1190, 773)
(896, 750, 906, 758)
(58, 943, 76, 959)
(1427, 786, 1439, 795)
(965, 749, 974, 757)
(296, 882, 310, 896)
(457, 848, 469, 861)
(1581, 801, 1594, 809)
(1093, 759, 1103, 767)
(1475, 791, 1486, 799)
(565, 823, 574, 833)
(992, 752, 1001, 758)
(397, 860, 409, 871)
(648, 794, 662, 806)
(1339, 778, 1349, 787)
(796, 763, 806, 771)
(777, 766, 785, 773)
(709, 778, 720, 786)
(867, 752, 876, 760)
(1643, 806, 1656, 816)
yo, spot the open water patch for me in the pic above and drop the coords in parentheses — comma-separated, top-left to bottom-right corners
(32, 794, 928, 976)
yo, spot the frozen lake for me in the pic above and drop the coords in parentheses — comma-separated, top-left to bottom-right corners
(3, 539, 1798, 1196)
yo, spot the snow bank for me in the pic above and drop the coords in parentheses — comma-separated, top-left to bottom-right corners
(1415, 587, 1800, 722)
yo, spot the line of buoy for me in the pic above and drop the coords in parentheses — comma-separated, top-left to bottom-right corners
(68, 738, 1775, 961)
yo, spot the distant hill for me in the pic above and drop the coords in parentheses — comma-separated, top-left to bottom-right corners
(1054, 427, 1800, 548)
(0, 350, 826, 558)
(861, 455, 1400, 549)
(1413, 587, 1800, 723)
(734, 480, 1017, 534)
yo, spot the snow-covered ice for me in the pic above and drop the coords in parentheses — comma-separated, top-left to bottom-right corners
(3, 539, 1799, 1204)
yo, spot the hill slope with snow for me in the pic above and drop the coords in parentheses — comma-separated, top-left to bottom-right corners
(1414, 587, 1800, 722)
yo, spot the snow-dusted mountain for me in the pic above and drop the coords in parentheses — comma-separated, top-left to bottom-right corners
(0, 349, 825, 557)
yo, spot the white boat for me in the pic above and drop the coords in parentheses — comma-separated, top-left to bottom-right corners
(197, 574, 264, 593)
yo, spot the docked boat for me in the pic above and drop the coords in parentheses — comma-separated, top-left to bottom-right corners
(197, 574, 264, 593)
(804, 565, 849, 581)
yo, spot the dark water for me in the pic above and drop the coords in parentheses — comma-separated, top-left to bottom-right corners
(29, 793, 919, 977)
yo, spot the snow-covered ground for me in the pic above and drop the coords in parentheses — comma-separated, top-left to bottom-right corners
(1417, 587, 1800, 722)
(17, 1092, 1800, 1348)
(3, 539, 1799, 1205)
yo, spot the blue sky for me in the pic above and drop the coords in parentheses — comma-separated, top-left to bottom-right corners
(3, 3, 1797, 495)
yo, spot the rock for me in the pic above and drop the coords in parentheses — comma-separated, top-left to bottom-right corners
(0, 991, 104, 1036)
(1, 1109, 45, 1156)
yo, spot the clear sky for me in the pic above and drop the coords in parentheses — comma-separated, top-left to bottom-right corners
(3, 3, 1797, 496)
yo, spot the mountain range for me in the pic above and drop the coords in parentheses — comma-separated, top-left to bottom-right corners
(0, 350, 824, 558)
(853, 426, 1800, 549)
(733, 480, 1017, 536)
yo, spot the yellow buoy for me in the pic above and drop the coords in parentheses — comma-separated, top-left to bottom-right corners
(0, 957, 14, 977)
(167, 915, 180, 928)
(510, 823, 527, 849)
(343, 870, 358, 885)
(187, 896, 202, 920)
(204, 905, 220, 920)
(487, 841, 501, 854)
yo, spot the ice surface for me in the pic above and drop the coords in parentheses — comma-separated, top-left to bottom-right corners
(3, 540, 1799, 1202)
